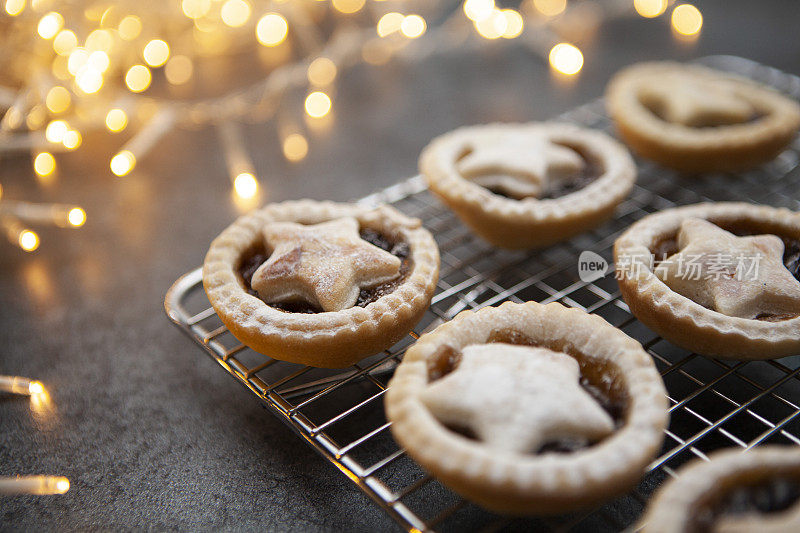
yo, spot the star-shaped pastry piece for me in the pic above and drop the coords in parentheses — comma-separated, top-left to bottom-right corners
(420, 343, 615, 454)
(640, 75, 756, 127)
(656, 218, 800, 319)
(250, 217, 402, 312)
(457, 134, 585, 199)
(715, 501, 800, 533)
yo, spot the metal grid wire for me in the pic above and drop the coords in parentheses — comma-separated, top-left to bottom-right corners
(164, 56, 800, 532)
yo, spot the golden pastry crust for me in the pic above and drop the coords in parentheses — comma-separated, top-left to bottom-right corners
(641, 446, 800, 533)
(202, 201, 440, 368)
(606, 62, 800, 173)
(385, 301, 668, 515)
(614, 202, 800, 360)
(419, 122, 636, 249)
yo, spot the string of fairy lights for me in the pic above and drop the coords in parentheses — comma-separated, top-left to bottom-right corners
(0, 0, 703, 255)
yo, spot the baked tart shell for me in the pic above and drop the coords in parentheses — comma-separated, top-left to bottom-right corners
(203, 200, 440, 368)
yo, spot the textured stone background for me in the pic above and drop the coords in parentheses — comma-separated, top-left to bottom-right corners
(2, 1, 799, 530)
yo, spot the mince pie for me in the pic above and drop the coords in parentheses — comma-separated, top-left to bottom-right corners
(419, 122, 636, 249)
(385, 301, 668, 514)
(606, 62, 800, 173)
(615, 202, 800, 360)
(203, 200, 440, 368)
(641, 446, 800, 533)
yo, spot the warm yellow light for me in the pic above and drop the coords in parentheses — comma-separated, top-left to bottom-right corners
(143, 39, 170, 67)
(37, 12, 63, 39)
(634, 0, 668, 18)
(19, 230, 39, 252)
(55, 478, 70, 494)
(400, 15, 426, 39)
(283, 133, 309, 161)
(76, 68, 103, 94)
(549, 43, 583, 75)
(501, 9, 524, 38)
(377, 12, 404, 37)
(125, 65, 152, 93)
(182, 0, 211, 19)
(105, 109, 128, 132)
(53, 29, 77, 55)
(307, 57, 337, 86)
(165, 55, 193, 85)
(304, 91, 331, 118)
(67, 207, 86, 227)
(85, 29, 112, 52)
(67, 48, 89, 75)
(110, 150, 136, 176)
(28, 381, 45, 395)
(5, 0, 24, 16)
(118, 15, 142, 40)
(475, 9, 507, 39)
(45, 86, 71, 114)
(62, 130, 82, 150)
(671, 4, 702, 36)
(45, 120, 69, 143)
(256, 13, 288, 47)
(332, 0, 365, 14)
(88, 51, 110, 72)
(26, 106, 45, 130)
(464, 0, 495, 22)
(34, 152, 56, 177)
(221, 0, 250, 27)
(234, 172, 258, 199)
(533, 0, 567, 17)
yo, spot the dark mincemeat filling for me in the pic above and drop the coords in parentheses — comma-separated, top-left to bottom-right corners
(462, 143, 604, 201)
(651, 222, 800, 321)
(427, 328, 628, 454)
(237, 228, 410, 313)
(692, 477, 800, 532)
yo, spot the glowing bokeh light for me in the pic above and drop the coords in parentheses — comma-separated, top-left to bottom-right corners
(68, 207, 86, 227)
(307, 57, 337, 86)
(332, 0, 365, 14)
(464, 0, 495, 22)
(283, 133, 309, 161)
(549, 42, 583, 75)
(45, 86, 71, 113)
(377, 12, 404, 37)
(37, 12, 63, 39)
(533, 0, 567, 17)
(221, 0, 250, 27)
(400, 15, 426, 39)
(19, 230, 40, 252)
(634, 0, 668, 18)
(118, 15, 142, 40)
(304, 91, 331, 118)
(105, 109, 128, 132)
(53, 29, 77, 55)
(234, 172, 258, 199)
(110, 150, 136, 176)
(143, 39, 170, 67)
(502, 9, 524, 38)
(125, 65, 152, 92)
(5, 0, 24, 16)
(256, 13, 288, 47)
(45, 120, 69, 143)
(671, 4, 703, 36)
(165, 55, 193, 85)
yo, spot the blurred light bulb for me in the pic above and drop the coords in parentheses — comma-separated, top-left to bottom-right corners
(85, 29, 112, 52)
(88, 51, 110, 72)
(377, 12, 404, 37)
(118, 15, 142, 40)
(307, 57, 337, 86)
(332, 0, 365, 14)
(53, 29, 77, 55)
(45, 86, 71, 113)
(143, 39, 170, 67)
(533, 0, 567, 17)
(671, 4, 702, 36)
(400, 15, 426, 39)
(62, 130, 81, 150)
(549, 43, 583, 75)
(33, 152, 56, 177)
(76, 67, 103, 94)
(283, 133, 308, 161)
(68, 48, 89, 75)
(125, 65, 152, 93)
(634, 0, 668, 18)
(19, 230, 39, 252)
(304, 91, 331, 118)
(221, 0, 250, 27)
(182, 0, 211, 19)
(475, 9, 507, 39)
(5, 0, 24, 16)
(234, 172, 258, 199)
(68, 207, 86, 227)
(110, 151, 136, 176)
(105, 109, 128, 132)
(501, 9, 524, 38)
(45, 120, 69, 143)
(37, 12, 63, 39)
(165, 55, 193, 85)
(28, 381, 45, 395)
(256, 13, 288, 47)
(464, 0, 495, 21)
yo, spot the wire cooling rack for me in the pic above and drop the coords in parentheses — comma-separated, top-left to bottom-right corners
(165, 56, 800, 532)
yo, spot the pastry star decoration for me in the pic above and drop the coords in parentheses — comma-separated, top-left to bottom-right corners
(640, 75, 755, 127)
(715, 501, 800, 533)
(420, 343, 615, 454)
(250, 217, 401, 312)
(656, 218, 800, 319)
(457, 133, 585, 199)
